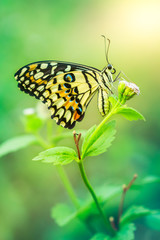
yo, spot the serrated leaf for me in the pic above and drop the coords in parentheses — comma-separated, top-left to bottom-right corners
(51, 203, 77, 226)
(33, 147, 77, 165)
(146, 212, 160, 231)
(114, 224, 136, 240)
(0, 135, 37, 158)
(81, 121, 116, 158)
(90, 233, 110, 240)
(116, 107, 145, 121)
(120, 206, 156, 226)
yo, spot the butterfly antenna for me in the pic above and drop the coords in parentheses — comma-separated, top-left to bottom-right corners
(101, 35, 110, 64)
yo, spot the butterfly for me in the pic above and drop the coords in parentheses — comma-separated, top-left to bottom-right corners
(14, 60, 117, 129)
(14, 38, 118, 129)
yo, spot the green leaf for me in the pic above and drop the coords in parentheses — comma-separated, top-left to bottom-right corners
(109, 95, 118, 108)
(120, 206, 156, 226)
(90, 233, 110, 240)
(81, 121, 116, 158)
(0, 135, 37, 158)
(33, 146, 77, 165)
(146, 212, 160, 231)
(90, 224, 136, 240)
(51, 203, 77, 226)
(114, 224, 136, 240)
(81, 125, 97, 155)
(116, 107, 145, 121)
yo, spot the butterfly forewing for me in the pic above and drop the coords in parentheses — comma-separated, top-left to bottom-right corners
(14, 61, 101, 129)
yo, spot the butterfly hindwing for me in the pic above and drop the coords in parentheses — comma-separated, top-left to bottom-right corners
(15, 61, 100, 129)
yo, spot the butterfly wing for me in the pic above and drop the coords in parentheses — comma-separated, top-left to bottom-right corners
(14, 61, 101, 129)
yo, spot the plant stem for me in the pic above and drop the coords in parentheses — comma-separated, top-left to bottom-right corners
(56, 165, 80, 209)
(78, 160, 114, 235)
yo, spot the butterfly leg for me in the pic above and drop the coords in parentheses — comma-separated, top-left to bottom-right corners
(113, 71, 122, 82)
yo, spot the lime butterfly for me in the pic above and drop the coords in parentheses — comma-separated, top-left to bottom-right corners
(14, 40, 117, 129)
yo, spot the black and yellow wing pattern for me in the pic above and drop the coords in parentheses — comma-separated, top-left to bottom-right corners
(14, 61, 106, 129)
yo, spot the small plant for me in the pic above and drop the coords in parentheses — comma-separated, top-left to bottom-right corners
(1, 80, 160, 239)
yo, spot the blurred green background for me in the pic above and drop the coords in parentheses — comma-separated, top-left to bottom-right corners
(0, 0, 160, 239)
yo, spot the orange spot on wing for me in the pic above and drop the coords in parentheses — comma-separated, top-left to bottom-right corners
(59, 91, 69, 97)
(73, 111, 81, 120)
(30, 76, 34, 81)
(64, 99, 78, 110)
(26, 72, 30, 78)
(29, 64, 37, 71)
(64, 100, 72, 109)
(36, 78, 42, 84)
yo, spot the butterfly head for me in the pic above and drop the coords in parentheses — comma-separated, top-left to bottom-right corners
(107, 63, 116, 74)
(102, 63, 116, 83)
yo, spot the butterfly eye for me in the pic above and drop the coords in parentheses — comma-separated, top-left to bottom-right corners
(107, 64, 112, 70)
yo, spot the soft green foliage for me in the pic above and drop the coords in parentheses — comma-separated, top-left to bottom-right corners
(81, 121, 116, 159)
(33, 147, 78, 165)
(23, 113, 44, 133)
(115, 107, 145, 121)
(146, 212, 160, 231)
(90, 224, 136, 240)
(115, 224, 136, 240)
(0, 135, 37, 158)
(120, 206, 156, 226)
(90, 233, 110, 240)
(51, 203, 77, 226)
(51, 184, 122, 227)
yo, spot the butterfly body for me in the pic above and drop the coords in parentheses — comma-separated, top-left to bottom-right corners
(15, 60, 115, 129)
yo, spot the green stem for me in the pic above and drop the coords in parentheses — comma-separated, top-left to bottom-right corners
(56, 165, 80, 209)
(78, 161, 114, 235)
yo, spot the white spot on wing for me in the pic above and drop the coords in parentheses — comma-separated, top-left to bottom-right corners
(20, 76, 25, 81)
(37, 85, 45, 92)
(65, 110, 71, 122)
(56, 108, 64, 118)
(43, 74, 50, 79)
(50, 62, 57, 66)
(30, 84, 35, 89)
(65, 65, 71, 72)
(56, 71, 63, 76)
(60, 121, 65, 127)
(34, 72, 44, 80)
(51, 66, 57, 74)
(25, 80, 30, 85)
(19, 67, 27, 77)
(40, 63, 48, 69)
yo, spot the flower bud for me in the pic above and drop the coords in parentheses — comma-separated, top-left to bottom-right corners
(118, 80, 140, 103)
